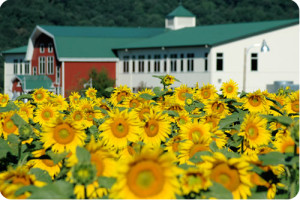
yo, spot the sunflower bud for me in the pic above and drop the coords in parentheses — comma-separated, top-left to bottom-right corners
(71, 162, 97, 185)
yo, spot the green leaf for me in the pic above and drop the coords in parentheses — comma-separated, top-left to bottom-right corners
(189, 151, 212, 163)
(178, 163, 196, 170)
(94, 106, 108, 114)
(29, 180, 74, 199)
(219, 112, 244, 130)
(0, 102, 19, 113)
(163, 110, 179, 117)
(29, 168, 52, 183)
(208, 182, 233, 199)
(88, 125, 99, 134)
(209, 141, 218, 152)
(139, 93, 154, 100)
(261, 115, 293, 127)
(15, 94, 33, 101)
(104, 87, 114, 93)
(248, 191, 268, 199)
(194, 101, 205, 109)
(15, 185, 38, 197)
(0, 139, 11, 159)
(98, 176, 116, 189)
(76, 146, 91, 163)
(153, 87, 165, 97)
(7, 134, 20, 144)
(259, 152, 286, 166)
(46, 150, 69, 165)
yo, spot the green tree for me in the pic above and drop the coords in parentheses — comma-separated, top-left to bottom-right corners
(86, 68, 115, 98)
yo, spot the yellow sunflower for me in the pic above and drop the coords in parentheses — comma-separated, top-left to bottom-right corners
(239, 113, 271, 149)
(99, 108, 140, 149)
(16, 101, 35, 122)
(122, 94, 143, 109)
(180, 120, 211, 142)
(67, 136, 117, 199)
(194, 83, 218, 102)
(0, 93, 9, 107)
(41, 116, 86, 153)
(178, 136, 212, 165)
(0, 166, 45, 199)
(34, 103, 59, 125)
(200, 114, 221, 130)
(109, 85, 132, 106)
(134, 101, 158, 122)
(204, 98, 229, 119)
(0, 111, 19, 139)
(50, 95, 69, 111)
(161, 95, 185, 113)
(85, 87, 97, 99)
(201, 152, 252, 199)
(284, 90, 299, 115)
(179, 166, 212, 195)
(268, 93, 286, 116)
(242, 90, 269, 113)
(174, 111, 192, 128)
(29, 149, 62, 179)
(165, 134, 184, 156)
(110, 148, 181, 199)
(140, 110, 171, 147)
(69, 91, 81, 108)
(173, 84, 193, 105)
(221, 79, 239, 99)
(274, 136, 299, 154)
(70, 109, 89, 129)
(32, 88, 49, 104)
(162, 74, 175, 86)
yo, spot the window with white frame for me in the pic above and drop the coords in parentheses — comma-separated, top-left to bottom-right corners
(216, 53, 223, 71)
(170, 54, 177, 72)
(164, 55, 167, 72)
(47, 56, 54, 74)
(19, 59, 23, 74)
(138, 55, 145, 73)
(33, 67, 37, 75)
(25, 61, 30, 74)
(56, 66, 60, 84)
(154, 55, 160, 72)
(123, 56, 129, 73)
(40, 43, 45, 53)
(187, 53, 194, 72)
(48, 43, 53, 53)
(204, 53, 208, 71)
(148, 55, 151, 72)
(132, 56, 135, 73)
(180, 54, 184, 72)
(13, 59, 18, 74)
(251, 53, 258, 71)
(39, 56, 45, 74)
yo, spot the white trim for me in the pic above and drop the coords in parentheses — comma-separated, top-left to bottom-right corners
(59, 57, 119, 62)
(62, 62, 65, 98)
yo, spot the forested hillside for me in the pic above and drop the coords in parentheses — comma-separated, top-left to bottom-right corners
(0, 0, 298, 92)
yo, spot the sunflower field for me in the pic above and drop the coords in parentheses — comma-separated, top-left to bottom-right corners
(0, 75, 299, 199)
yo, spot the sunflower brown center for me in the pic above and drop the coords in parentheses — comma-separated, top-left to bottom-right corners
(117, 91, 128, 102)
(139, 108, 150, 121)
(42, 159, 55, 167)
(12, 176, 31, 186)
(127, 161, 165, 198)
(211, 163, 240, 192)
(3, 119, 17, 133)
(202, 90, 211, 99)
(91, 153, 104, 176)
(130, 100, 140, 108)
(53, 123, 75, 144)
(212, 102, 225, 114)
(226, 86, 233, 93)
(74, 113, 82, 121)
(145, 119, 159, 137)
(291, 101, 299, 112)
(189, 144, 209, 159)
(189, 128, 203, 141)
(249, 96, 261, 107)
(42, 110, 52, 120)
(111, 119, 129, 138)
(246, 125, 259, 140)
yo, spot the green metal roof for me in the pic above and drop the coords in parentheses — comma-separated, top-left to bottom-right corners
(39, 25, 167, 59)
(16, 75, 53, 90)
(2, 46, 27, 54)
(117, 19, 299, 50)
(167, 5, 195, 17)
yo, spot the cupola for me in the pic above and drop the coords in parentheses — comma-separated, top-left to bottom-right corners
(165, 5, 196, 30)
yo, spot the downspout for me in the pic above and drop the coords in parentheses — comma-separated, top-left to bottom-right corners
(62, 62, 65, 98)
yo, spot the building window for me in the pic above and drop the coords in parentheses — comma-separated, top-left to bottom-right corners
(123, 56, 129, 73)
(154, 55, 160, 72)
(251, 53, 258, 71)
(40, 43, 45, 53)
(132, 56, 135, 73)
(47, 56, 54, 74)
(148, 55, 151, 72)
(48, 43, 53, 53)
(164, 55, 167, 72)
(204, 53, 208, 71)
(170, 54, 177, 72)
(33, 67, 37, 75)
(19, 59, 23, 74)
(56, 66, 60, 84)
(216, 53, 223, 71)
(39, 56, 45, 74)
(25, 61, 30, 74)
(13, 59, 18, 74)
(180, 54, 184, 72)
(187, 53, 194, 72)
(138, 55, 145, 73)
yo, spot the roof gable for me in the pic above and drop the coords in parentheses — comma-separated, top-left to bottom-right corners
(15, 75, 53, 90)
(2, 46, 27, 54)
(167, 5, 195, 17)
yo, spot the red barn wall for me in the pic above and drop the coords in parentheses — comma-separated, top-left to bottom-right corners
(64, 62, 116, 96)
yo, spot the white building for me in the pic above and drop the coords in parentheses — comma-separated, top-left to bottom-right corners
(2, 5, 299, 96)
